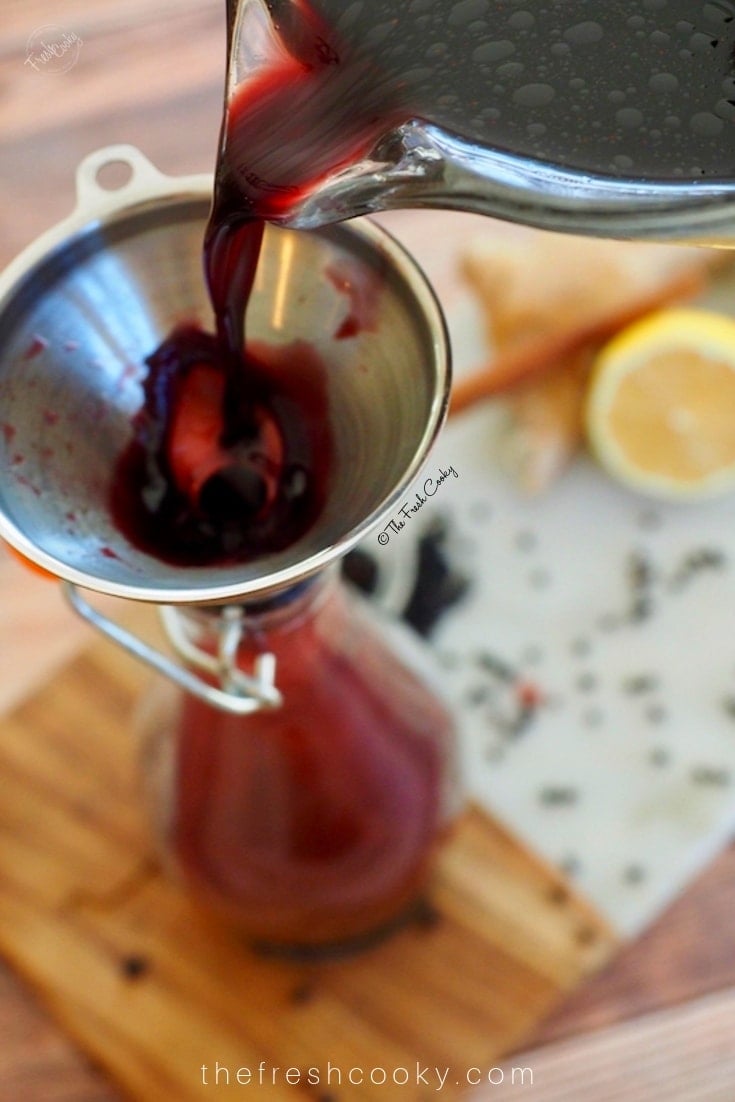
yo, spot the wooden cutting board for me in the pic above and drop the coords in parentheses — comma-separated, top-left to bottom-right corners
(0, 616, 618, 1100)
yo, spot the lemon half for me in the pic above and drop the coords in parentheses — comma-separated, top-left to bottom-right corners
(586, 308, 735, 501)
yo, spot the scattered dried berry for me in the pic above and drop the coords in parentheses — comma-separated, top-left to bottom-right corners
(401, 517, 470, 638)
(539, 786, 579, 807)
(669, 548, 727, 591)
(691, 766, 731, 786)
(622, 673, 660, 694)
(290, 982, 315, 1006)
(649, 747, 671, 768)
(477, 651, 515, 681)
(576, 672, 598, 693)
(515, 529, 537, 552)
(121, 955, 149, 980)
(627, 550, 655, 622)
(645, 703, 668, 725)
(341, 548, 379, 595)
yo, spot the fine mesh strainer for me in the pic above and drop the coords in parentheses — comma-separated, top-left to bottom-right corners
(0, 146, 450, 606)
(0, 147, 450, 713)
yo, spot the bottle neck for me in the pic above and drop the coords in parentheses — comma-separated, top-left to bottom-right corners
(176, 566, 338, 639)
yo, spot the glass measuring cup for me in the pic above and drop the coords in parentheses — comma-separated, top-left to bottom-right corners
(223, 0, 735, 243)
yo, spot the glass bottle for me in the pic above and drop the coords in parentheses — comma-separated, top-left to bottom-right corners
(138, 569, 459, 954)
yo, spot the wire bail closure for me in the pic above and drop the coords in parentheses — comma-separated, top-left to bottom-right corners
(64, 583, 282, 716)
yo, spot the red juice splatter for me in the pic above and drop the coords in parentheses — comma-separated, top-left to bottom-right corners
(326, 260, 382, 340)
(23, 335, 48, 360)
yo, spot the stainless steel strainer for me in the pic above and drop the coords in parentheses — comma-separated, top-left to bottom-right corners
(0, 146, 450, 607)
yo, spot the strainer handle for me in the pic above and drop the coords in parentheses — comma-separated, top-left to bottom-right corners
(72, 145, 210, 219)
(64, 583, 282, 716)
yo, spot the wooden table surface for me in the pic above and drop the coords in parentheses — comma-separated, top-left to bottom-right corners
(2, 2, 735, 1098)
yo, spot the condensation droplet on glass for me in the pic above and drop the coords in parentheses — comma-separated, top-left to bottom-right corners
(649, 72, 679, 93)
(563, 22, 604, 45)
(365, 21, 396, 47)
(613, 154, 634, 169)
(507, 10, 535, 30)
(513, 83, 555, 107)
(715, 98, 735, 120)
(425, 42, 449, 60)
(471, 39, 515, 64)
(628, 15, 646, 29)
(425, 42, 447, 59)
(336, 1, 365, 32)
(643, 0, 668, 10)
(703, 2, 735, 26)
(608, 90, 627, 104)
(400, 66, 434, 84)
(527, 122, 547, 136)
(447, 0, 490, 27)
(650, 30, 671, 45)
(550, 42, 571, 56)
(497, 61, 525, 79)
(616, 107, 645, 128)
(690, 31, 719, 52)
(690, 111, 725, 136)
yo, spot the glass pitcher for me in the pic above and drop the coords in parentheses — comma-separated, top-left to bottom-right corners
(137, 568, 459, 954)
(224, 0, 735, 243)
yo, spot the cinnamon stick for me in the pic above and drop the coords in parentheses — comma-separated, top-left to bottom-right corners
(449, 267, 707, 417)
